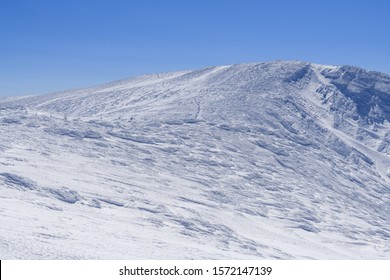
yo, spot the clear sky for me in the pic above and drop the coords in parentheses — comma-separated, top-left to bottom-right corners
(1, 0, 389, 97)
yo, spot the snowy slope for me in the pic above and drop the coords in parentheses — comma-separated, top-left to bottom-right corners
(0, 61, 389, 259)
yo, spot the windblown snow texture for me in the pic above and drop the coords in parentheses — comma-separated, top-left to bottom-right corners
(0, 61, 389, 259)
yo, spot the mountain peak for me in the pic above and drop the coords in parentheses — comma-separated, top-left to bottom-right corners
(6, 60, 389, 124)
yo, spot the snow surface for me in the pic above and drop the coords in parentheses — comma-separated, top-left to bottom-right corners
(0, 61, 389, 259)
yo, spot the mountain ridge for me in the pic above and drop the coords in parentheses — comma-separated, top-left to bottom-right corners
(0, 61, 389, 259)
(4, 61, 390, 123)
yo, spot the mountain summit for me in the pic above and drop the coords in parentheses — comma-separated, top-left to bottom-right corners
(0, 61, 389, 259)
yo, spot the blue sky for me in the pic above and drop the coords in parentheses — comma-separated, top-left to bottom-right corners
(1, 0, 389, 96)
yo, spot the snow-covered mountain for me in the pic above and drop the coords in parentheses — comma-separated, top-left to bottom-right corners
(0, 61, 389, 259)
